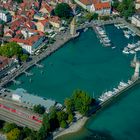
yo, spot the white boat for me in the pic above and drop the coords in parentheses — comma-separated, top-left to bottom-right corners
(127, 43, 135, 49)
(112, 46, 116, 49)
(119, 82, 128, 87)
(104, 43, 111, 47)
(103, 38, 111, 43)
(114, 24, 120, 29)
(124, 33, 130, 39)
(129, 50, 136, 54)
(123, 50, 129, 54)
(84, 28, 88, 32)
(132, 33, 136, 36)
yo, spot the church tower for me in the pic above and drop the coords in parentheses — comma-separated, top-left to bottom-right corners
(70, 17, 76, 36)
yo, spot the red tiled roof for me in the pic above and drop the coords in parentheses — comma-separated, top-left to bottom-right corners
(39, 19, 49, 26)
(80, 0, 92, 5)
(41, 1, 53, 13)
(94, 2, 110, 10)
(10, 35, 42, 46)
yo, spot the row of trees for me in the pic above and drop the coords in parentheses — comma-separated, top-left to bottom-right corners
(0, 121, 37, 140)
(113, 0, 135, 19)
(37, 107, 74, 139)
(36, 89, 94, 139)
(0, 90, 95, 140)
(0, 42, 29, 62)
(64, 89, 94, 115)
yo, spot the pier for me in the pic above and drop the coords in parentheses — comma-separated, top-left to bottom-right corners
(12, 80, 21, 85)
(35, 63, 44, 68)
(24, 71, 33, 76)
(99, 62, 140, 107)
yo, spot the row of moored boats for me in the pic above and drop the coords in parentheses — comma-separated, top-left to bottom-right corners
(123, 41, 140, 54)
(95, 26, 111, 47)
(114, 23, 136, 39)
(98, 80, 133, 103)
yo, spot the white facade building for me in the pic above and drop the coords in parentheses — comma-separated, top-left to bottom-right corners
(0, 10, 12, 22)
(132, 14, 140, 27)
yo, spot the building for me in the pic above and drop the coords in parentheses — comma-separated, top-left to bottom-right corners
(0, 10, 12, 22)
(74, 0, 92, 12)
(39, 1, 53, 16)
(10, 35, 46, 54)
(12, 88, 56, 113)
(35, 19, 50, 32)
(91, 0, 111, 15)
(74, 0, 111, 15)
(49, 16, 61, 28)
(70, 17, 76, 36)
(135, 0, 140, 10)
(132, 14, 140, 27)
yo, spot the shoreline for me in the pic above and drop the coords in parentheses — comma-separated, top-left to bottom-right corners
(53, 116, 88, 140)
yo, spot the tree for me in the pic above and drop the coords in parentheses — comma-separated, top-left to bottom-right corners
(93, 13, 98, 20)
(54, 3, 73, 19)
(116, 0, 135, 19)
(49, 107, 59, 131)
(0, 42, 23, 58)
(3, 122, 17, 133)
(13, 0, 23, 3)
(68, 113, 74, 123)
(72, 90, 92, 115)
(42, 114, 50, 132)
(22, 127, 32, 138)
(37, 126, 47, 140)
(57, 111, 68, 123)
(20, 54, 29, 62)
(60, 120, 67, 128)
(7, 128, 20, 140)
(85, 13, 94, 21)
(64, 98, 73, 112)
(33, 104, 45, 114)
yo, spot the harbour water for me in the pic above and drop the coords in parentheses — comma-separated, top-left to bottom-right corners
(7, 25, 140, 139)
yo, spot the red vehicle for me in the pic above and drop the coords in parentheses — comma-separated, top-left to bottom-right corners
(0, 103, 42, 124)
(30, 115, 42, 123)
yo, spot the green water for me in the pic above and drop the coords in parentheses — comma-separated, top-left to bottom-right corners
(7, 25, 140, 140)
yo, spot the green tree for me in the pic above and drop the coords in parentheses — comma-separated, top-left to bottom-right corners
(7, 128, 21, 140)
(22, 127, 32, 138)
(60, 120, 67, 128)
(13, 0, 23, 3)
(37, 126, 47, 140)
(33, 104, 45, 114)
(49, 107, 59, 131)
(42, 114, 50, 132)
(0, 42, 22, 58)
(117, 0, 135, 19)
(20, 54, 29, 62)
(64, 98, 73, 112)
(93, 13, 98, 20)
(3, 122, 17, 133)
(54, 3, 73, 19)
(72, 90, 92, 115)
(68, 113, 74, 123)
(57, 111, 68, 123)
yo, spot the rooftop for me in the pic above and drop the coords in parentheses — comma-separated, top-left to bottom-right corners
(13, 88, 56, 111)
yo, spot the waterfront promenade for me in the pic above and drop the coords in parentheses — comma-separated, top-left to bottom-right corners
(0, 17, 140, 88)
(0, 31, 72, 88)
